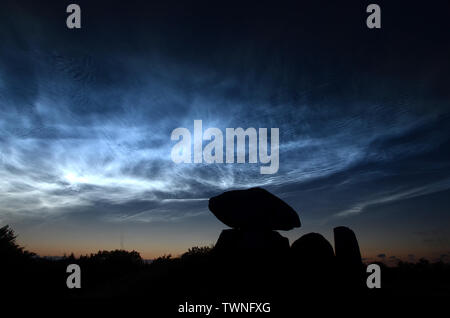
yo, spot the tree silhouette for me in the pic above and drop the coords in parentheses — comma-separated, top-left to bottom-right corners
(0, 225, 35, 260)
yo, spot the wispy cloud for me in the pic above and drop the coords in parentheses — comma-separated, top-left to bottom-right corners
(335, 178, 450, 218)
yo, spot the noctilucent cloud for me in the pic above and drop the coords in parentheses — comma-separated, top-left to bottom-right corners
(0, 1, 449, 261)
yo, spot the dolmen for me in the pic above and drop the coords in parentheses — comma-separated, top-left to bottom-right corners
(290, 232, 336, 290)
(208, 187, 365, 292)
(208, 187, 300, 292)
(209, 187, 300, 255)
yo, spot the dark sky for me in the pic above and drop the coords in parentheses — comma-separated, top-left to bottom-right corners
(0, 0, 449, 261)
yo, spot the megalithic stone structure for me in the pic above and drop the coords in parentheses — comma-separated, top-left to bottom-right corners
(208, 187, 301, 231)
(208, 187, 300, 254)
(208, 188, 299, 292)
(333, 226, 365, 288)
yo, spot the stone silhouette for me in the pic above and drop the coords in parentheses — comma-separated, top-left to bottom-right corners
(208, 187, 366, 294)
(334, 226, 363, 266)
(291, 232, 335, 265)
(209, 187, 299, 254)
(290, 232, 336, 288)
(334, 226, 365, 288)
(208, 187, 301, 230)
(214, 229, 290, 253)
(208, 187, 299, 293)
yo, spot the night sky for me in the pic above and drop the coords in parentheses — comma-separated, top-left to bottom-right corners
(0, 0, 449, 262)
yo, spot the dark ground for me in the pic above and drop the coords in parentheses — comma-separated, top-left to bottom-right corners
(2, 233, 449, 315)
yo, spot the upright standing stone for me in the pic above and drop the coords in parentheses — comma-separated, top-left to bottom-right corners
(215, 229, 290, 253)
(290, 233, 336, 289)
(333, 226, 364, 288)
(291, 232, 335, 264)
